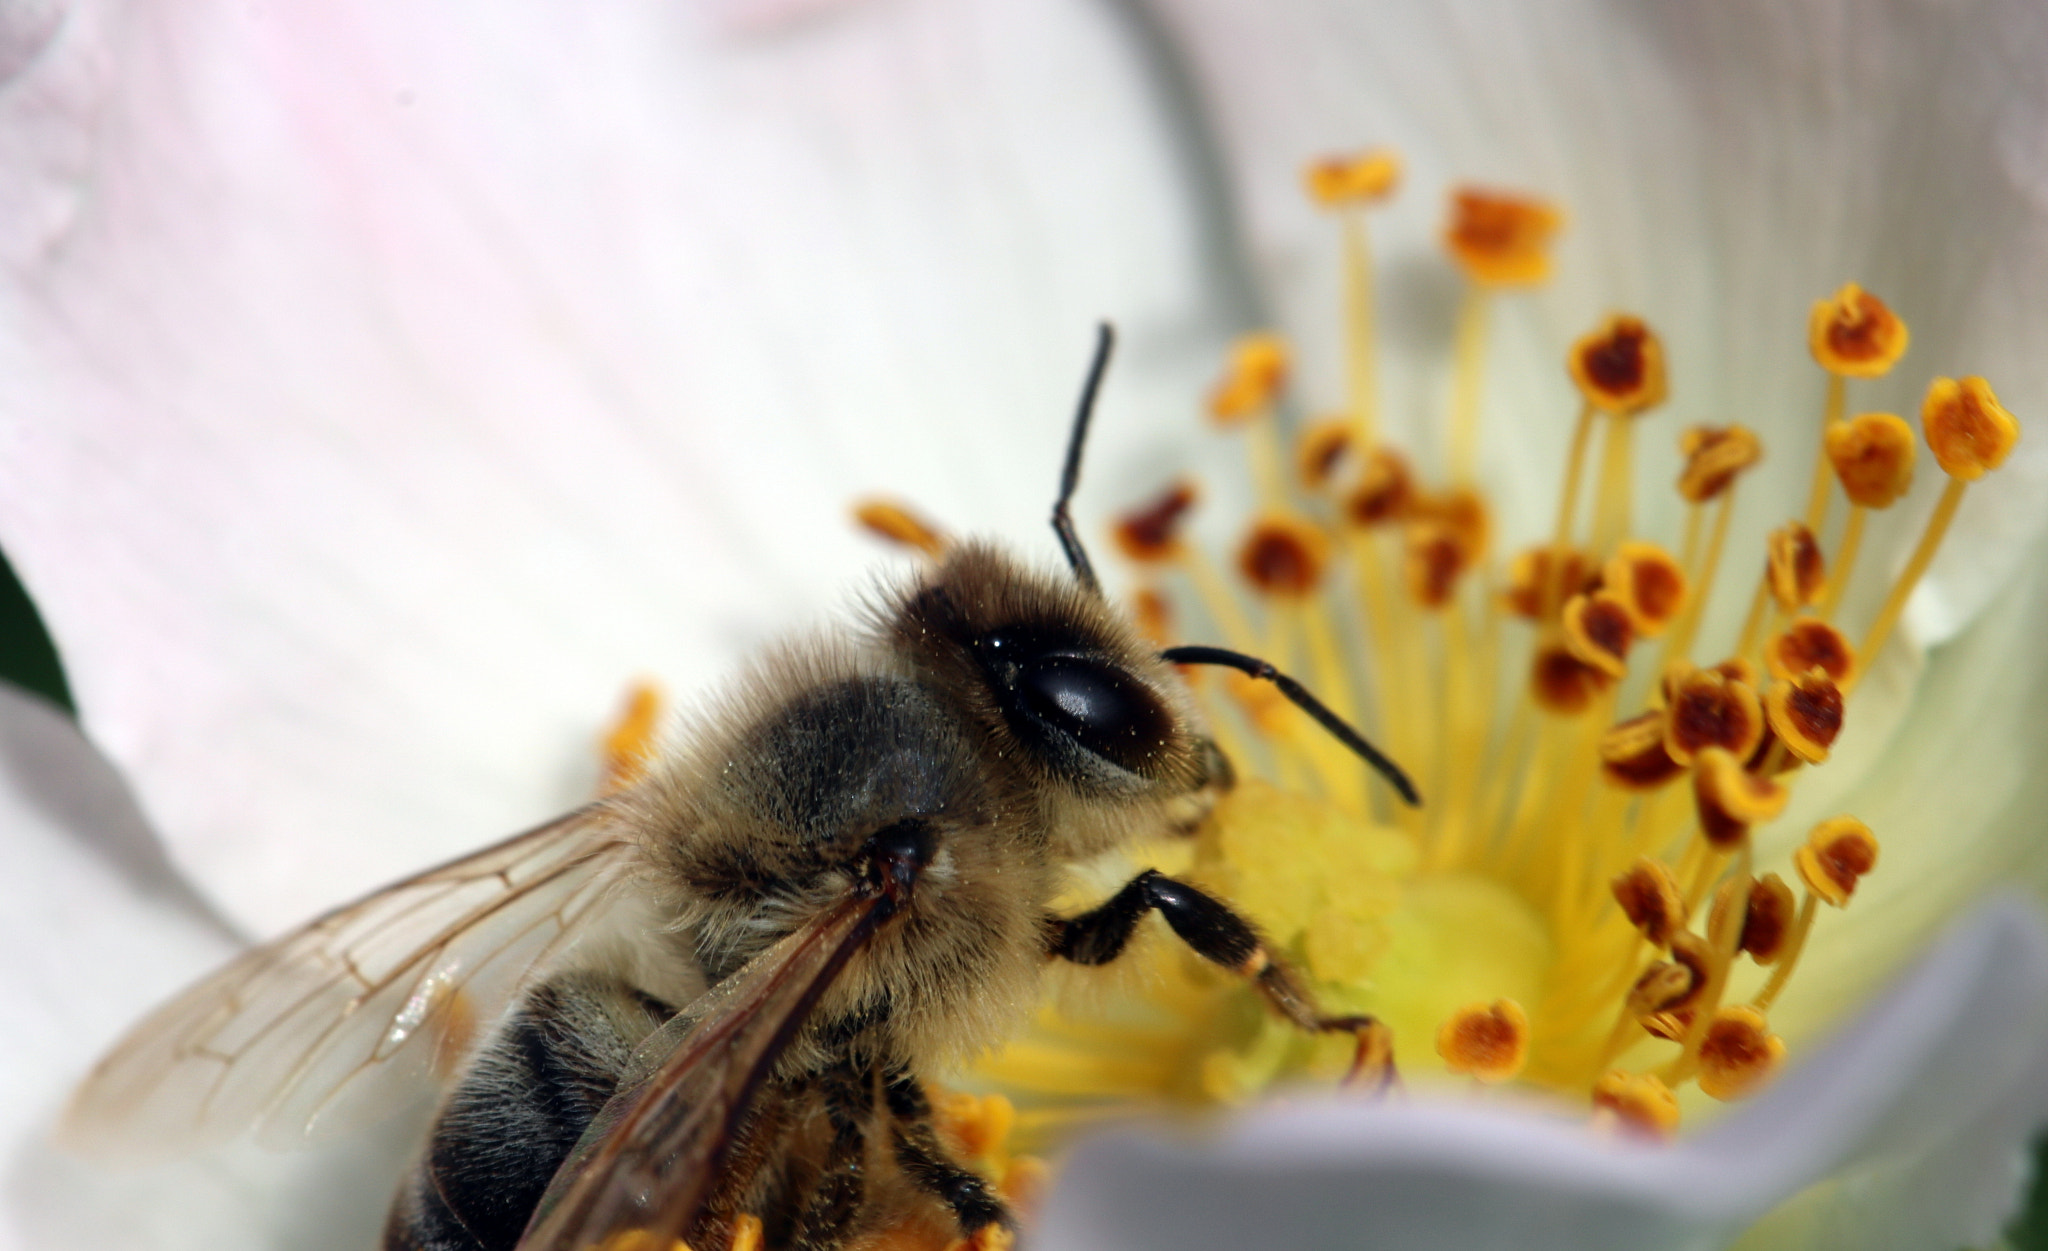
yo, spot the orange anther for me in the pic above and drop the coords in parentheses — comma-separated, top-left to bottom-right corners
(1237, 513, 1330, 598)
(1825, 412, 1917, 508)
(1405, 521, 1471, 610)
(1435, 999, 1529, 1083)
(1692, 747, 1788, 849)
(1611, 857, 1688, 946)
(1663, 667, 1764, 766)
(1445, 187, 1562, 286)
(1569, 314, 1667, 416)
(1342, 445, 1417, 527)
(1795, 816, 1880, 906)
(1808, 283, 1909, 378)
(1504, 545, 1595, 621)
(1677, 424, 1763, 503)
(1530, 643, 1612, 715)
(1304, 149, 1403, 207)
(1209, 333, 1291, 424)
(1696, 1005, 1786, 1100)
(1766, 521, 1827, 612)
(1600, 710, 1684, 791)
(1764, 617, 1853, 684)
(1113, 480, 1200, 563)
(1923, 376, 2020, 481)
(1562, 591, 1635, 678)
(1603, 541, 1688, 638)
(1763, 668, 1845, 765)
(1298, 419, 1356, 491)
(600, 681, 665, 793)
(855, 498, 950, 557)
(1592, 1070, 1681, 1139)
(1738, 874, 1797, 965)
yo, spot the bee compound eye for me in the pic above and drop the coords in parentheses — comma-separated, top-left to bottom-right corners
(1015, 654, 1171, 772)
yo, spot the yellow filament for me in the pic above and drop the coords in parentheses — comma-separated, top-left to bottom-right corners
(1676, 501, 1704, 574)
(1752, 893, 1819, 1012)
(1818, 505, 1867, 619)
(1803, 373, 1846, 532)
(1449, 285, 1491, 485)
(1589, 413, 1635, 557)
(1664, 489, 1736, 664)
(1247, 413, 1289, 511)
(1342, 211, 1381, 446)
(1546, 401, 1598, 614)
(1852, 477, 1967, 692)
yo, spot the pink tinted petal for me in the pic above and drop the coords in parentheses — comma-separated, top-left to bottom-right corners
(0, 0, 1226, 933)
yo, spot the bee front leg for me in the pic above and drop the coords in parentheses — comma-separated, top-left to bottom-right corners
(1047, 870, 1397, 1091)
(882, 1071, 1011, 1238)
(791, 1056, 874, 1251)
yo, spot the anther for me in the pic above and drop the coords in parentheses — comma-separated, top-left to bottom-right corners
(1692, 747, 1788, 849)
(1764, 617, 1853, 684)
(1411, 487, 1491, 562)
(1592, 1070, 1681, 1140)
(855, 498, 950, 558)
(1444, 187, 1563, 286)
(1405, 521, 1471, 610)
(1600, 711, 1684, 791)
(1737, 874, 1797, 964)
(1435, 999, 1529, 1083)
(1569, 314, 1667, 416)
(1795, 816, 1880, 907)
(1297, 420, 1356, 491)
(1603, 541, 1688, 637)
(1208, 333, 1291, 424)
(1612, 857, 1688, 946)
(1923, 376, 2021, 480)
(1132, 587, 1175, 647)
(1562, 590, 1634, 678)
(1766, 522, 1826, 612)
(1808, 283, 1909, 378)
(1677, 425, 1763, 503)
(1530, 644, 1610, 715)
(1304, 149, 1403, 208)
(1695, 1005, 1786, 1100)
(1763, 669, 1845, 764)
(1629, 931, 1710, 1016)
(1505, 546, 1594, 620)
(1825, 412, 1917, 508)
(1113, 480, 1200, 563)
(599, 681, 665, 793)
(1341, 445, 1416, 527)
(1237, 513, 1331, 597)
(1663, 668, 1764, 766)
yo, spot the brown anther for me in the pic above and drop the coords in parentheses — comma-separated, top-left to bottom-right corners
(1808, 283, 1910, 378)
(1435, 999, 1529, 1083)
(1411, 486, 1491, 562)
(1237, 513, 1330, 598)
(1764, 617, 1853, 683)
(1304, 149, 1403, 208)
(1131, 587, 1175, 648)
(1796, 816, 1880, 907)
(1592, 1070, 1682, 1140)
(1764, 669, 1845, 764)
(1341, 445, 1416, 527)
(1530, 643, 1612, 715)
(1766, 521, 1826, 612)
(1696, 1005, 1787, 1101)
(1297, 420, 1356, 491)
(1603, 541, 1688, 638)
(1825, 412, 1917, 508)
(1663, 668, 1764, 766)
(855, 498, 950, 557)
(1738, 874, 1797, 965)
(1569, 314, 1667, 416)
(1923, 376, 2021, 480)
(1113, 480, 1200, 563)
(1444, 186, 1562, 286)
(1692, 747, 1788, 849)
(1404, 521, 1471, 610)
(1639, 1008, 1695, 1042)
(1611, 857, 1688, 946)
(1504, 545, 1596, 620)
(1677, 424, 1764, 503)
(1562, 591, 1634, 678)
(1208, 333, 1291, 424)
(1600, 710, 1684, 791)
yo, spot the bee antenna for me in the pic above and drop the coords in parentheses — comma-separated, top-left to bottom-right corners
(1051, 322, 1114, 597)
(1158, 645, 1421, 806)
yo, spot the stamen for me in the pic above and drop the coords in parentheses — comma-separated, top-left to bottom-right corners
(1763, 618, 1853, 684)
(1817, 411, 1915, 616)
(1562, 591, 1634, 677)
(1677, 425, 1763, 504)
(855, 498, 950, 557)
(1297, 420, 1357, 492)
(1436, 999, 1530, 1083)
(1404, 521, 1472, 610)
(1591, 1070, 1681, 1139)
(599, 681, 664, 793)
(1504, 545, 1594, 621)
(1599, 712, 1683, 791)
(1691, 748, 1787, 849)
(1694, 1005, 1786, 1100)
(1765, 522, 1826, 612)
(1341, 446, 1417, 527)
(1569, 315, 1668, 417)
(1736, 874, 1796, 965)
(1444, 187, 1563, 287)
(1603, 542, 1688, 637)
(1112, 480, 1200, 563)
(1237, 514, 1331, 598)
(1309, 151, 1402, 445)
(1208, 333, 1293, 506)
(1612, 857, 1688, 946)
(1762, 669, 1845, 764)
(1663, 668, 1764, 766)
(1794, 816, 1880, 907)
(1808, 284, 1910, 379)
(1303, 149, 1402, 208)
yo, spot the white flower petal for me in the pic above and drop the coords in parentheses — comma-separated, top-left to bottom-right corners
(1145, 0, 2048, 645)
(0, 0, 1232, 933)
(1036, 896, 2048, 1251)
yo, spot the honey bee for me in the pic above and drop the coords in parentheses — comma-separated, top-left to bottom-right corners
(64, 326, 1417, 1251)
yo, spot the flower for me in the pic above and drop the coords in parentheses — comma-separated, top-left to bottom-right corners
(2, 1, 2048, 1250)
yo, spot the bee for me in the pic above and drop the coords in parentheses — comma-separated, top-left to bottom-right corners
(64, 326, 1418, 1251)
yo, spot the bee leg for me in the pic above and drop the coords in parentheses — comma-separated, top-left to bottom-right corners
(1047, 870, 1398, 1092)
(790, 1055, 875, 1251)
(883, 1071, 1011, 1237)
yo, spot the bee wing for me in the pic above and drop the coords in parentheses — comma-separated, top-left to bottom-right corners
(518, 890, 891, 1251)
(64, 803, 641, 1154)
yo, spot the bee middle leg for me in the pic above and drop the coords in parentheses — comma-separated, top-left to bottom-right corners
(1047, 869, 1397, 1089)
(882, 1070, 1010, 1238)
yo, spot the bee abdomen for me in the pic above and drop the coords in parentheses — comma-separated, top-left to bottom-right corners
(384, 974, 674, 1251)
